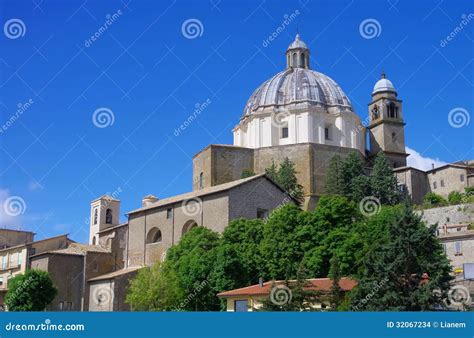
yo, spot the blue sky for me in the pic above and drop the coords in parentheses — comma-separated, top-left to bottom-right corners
(0, 0, 473, 242)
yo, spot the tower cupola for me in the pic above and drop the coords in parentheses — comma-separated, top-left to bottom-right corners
(286, 33, 310, 69)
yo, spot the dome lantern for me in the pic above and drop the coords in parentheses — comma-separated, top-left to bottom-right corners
(286, 33, 310, 69)
(372, 71, 396, 95)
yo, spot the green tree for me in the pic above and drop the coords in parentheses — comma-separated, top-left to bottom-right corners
(5, 269, 57, 311)
(260, 204, 305, 279)
(126, 263, 183, 311)
(341, 152, 366, 200)
(265, 158, 304, 203)
(264, 160, 278, 182)
(328, 255, 344, 310)
(370, 152, 400, 205)
(211, 218, 265, 309)
(325, 155, 344, 195)
(165, 227, 221, 311)
(299, 195, 362, 277)
(351, 204, 453, 311)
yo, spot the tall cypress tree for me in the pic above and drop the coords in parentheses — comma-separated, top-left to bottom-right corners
(371, 152, 400, 205)
(325, 155, 344, 195)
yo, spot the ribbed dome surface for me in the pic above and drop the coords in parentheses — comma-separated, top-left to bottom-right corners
(243, 68, 353, 117)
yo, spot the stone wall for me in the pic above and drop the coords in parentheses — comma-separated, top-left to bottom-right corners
(99, 225, 128, 270)
(228, 176, 294, 220)
(417, 203, 474, 228)
(31, 254, 84, 311)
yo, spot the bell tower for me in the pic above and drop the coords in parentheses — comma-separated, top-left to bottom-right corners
(367, 72, 408, 168)
(89, 195, 120, 245)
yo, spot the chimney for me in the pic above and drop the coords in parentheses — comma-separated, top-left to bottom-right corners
(259, 277, 264, 288)
(432, 163, 435, 170)
(142, 195, 158, 207)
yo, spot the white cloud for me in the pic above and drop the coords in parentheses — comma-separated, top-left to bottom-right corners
(406, 146, 448, 171)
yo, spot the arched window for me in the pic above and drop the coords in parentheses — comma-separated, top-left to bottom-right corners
(93, 208, 98, 225)
(105, 209, 112, 224)
(387, 102, 398, 119)
(182, 220, 198, 236)
(92, 237, 96, 245)
(371, 106, 379, 120)
(146, 228, 162, 244)
(292, 53, 297, 67)
(300, 53, 305, 68)
(199, 172, 204, 189)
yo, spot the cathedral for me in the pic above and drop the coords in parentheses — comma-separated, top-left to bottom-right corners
(193, 33, 409, 209)
(24, 34, 471, 312)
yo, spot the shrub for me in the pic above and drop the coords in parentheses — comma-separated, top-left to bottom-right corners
(447, 191, 463, 205)
(422, 192, 447, 207)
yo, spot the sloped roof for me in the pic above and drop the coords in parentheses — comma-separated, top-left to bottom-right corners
(30, 242, 110, 257)
(127, 174, 295, 214)
(88, 266, 142, 282)
(217, 278, 357, 298)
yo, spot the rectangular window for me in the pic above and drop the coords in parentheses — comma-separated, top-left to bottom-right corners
(433, 181, 437, 189)
(167, 208, 172, 219)
(281, 126, 289, 139)
(460, 174, 465, 182)
(234, 299, 248, 312)
(440, 180, 445, 187)
(455, 241, 462, 255)
(257, 208, 269, 220)
(325, 127, 330, 140)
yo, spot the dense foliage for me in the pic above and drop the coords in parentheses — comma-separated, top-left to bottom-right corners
(5, 269, 57, 311)
(265, 158, 304, 203)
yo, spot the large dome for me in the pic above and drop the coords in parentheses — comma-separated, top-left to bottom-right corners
(243, 68, 353, 117)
